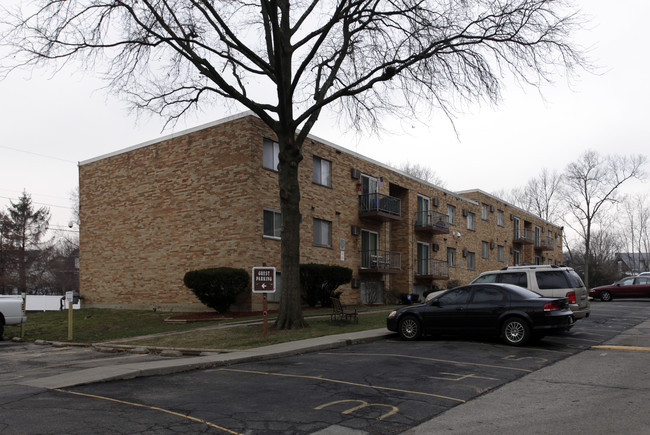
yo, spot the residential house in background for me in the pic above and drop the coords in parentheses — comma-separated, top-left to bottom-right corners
(615, 253, 650, 275)
(78, 112, 564, 311)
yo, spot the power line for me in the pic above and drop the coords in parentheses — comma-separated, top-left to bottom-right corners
(0, 195, 73, 211)
(0, 144, 77, 164)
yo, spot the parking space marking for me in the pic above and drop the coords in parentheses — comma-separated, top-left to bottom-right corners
(593, 345, 650, 352)
(219, 368, 466, 403)
(319, 352, 533, 373)
(54, 389, 242, 434)
(428, 372, 499, 382)
(503, 355, 548, 363)
(315, 400, 398, 420)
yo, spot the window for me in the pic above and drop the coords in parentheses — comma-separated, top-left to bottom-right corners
(512, 249, 521, 265)
(497, 210, 504, 227)
(556, 233, 562, 247)
(467, 211, 475, 231)
(263, 209, 282, 238)
(482, 241, 489, 259)
(536, 271, 570, 290)
(417, 242, 429, 275)
(263, 138, 280, 171)
(447, 205, 456, 225)
(472, 287, 507, 304)
(416, 195, 430, 226)
(535, 256, 541, 265)
(497, 245, 504, 262)
(313, 218, 332, 247)
(513, 217, 520, 239)
(438, 287, 470, 305)
(447, 247, 456, 267)
(482, 204, 489, 220)
(498, 272, 527, 287)
(313, 156, 331, 187)
(467, 251, 475, 270)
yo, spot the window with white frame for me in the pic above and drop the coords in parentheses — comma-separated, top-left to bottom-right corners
(513, 216, 521, 239)
(467, 252, 476, 270)
(497, 245, 504, 262)
(313, 218, 332, 247)
(447, 247, 456, 267)
(467, 211, 475, 231)
(482, 241, 489, 259)
(312, 156, 331, 187)
(447, 205, 456, 225)
(497, 209, 504, 226)
(482, 204, 489, 220)
(263, 209, 282, 239)
(263, 138, 280, 171)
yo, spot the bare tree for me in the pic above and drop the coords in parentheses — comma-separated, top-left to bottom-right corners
(2, 0, 585, 328)
(619, 194, 650, 272)
(560, 150, 646, 287)
(396, 162, 446, 187)
(500, 169, 562, 222)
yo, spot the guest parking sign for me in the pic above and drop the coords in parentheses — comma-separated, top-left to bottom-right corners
(252, 267, 276, 293)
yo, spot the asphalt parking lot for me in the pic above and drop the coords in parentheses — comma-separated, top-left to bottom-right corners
(1, 300, 649, 434)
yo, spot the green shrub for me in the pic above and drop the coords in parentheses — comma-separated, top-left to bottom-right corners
(300, 263, 353, 307)
(183, 267, 249, 313)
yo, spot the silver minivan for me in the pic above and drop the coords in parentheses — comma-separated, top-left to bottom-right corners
(471, 265, 591, 320)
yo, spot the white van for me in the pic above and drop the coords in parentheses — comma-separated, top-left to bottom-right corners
(471, 265, 590, 320)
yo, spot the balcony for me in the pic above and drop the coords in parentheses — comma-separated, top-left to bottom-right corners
(513, 228, 535, 245)
(415, 259, 450, 280)
(359, 193, 401, 221)
(359, 250, 401, 274)
(414, 210, 450, 234)
(536, 236, 555, 251)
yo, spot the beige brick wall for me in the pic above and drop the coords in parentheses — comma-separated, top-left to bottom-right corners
(79, 114, 563, 311)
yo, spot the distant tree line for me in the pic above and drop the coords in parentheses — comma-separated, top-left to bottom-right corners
(498, 150, 648, 288)
(0, 191, 78, 295)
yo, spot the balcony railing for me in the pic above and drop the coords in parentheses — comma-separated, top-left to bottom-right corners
(513, 228, 535, 245)
(415, 259, 450, 280)
(359, 193, 401, 220)
(414, 210, 450, 234)
(536, 236, 555, 251)
(360, 250, 401, 273)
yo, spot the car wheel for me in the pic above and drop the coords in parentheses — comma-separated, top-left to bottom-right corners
(501, 317, 530, 346)
(599, 291, 612, 302)
(398, 316, 422, 341)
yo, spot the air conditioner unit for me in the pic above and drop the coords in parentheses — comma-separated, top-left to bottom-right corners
(351, 225, 360, 236)
(351, 168, 361, 179)
(510, 214, 514, 221)
(432, 243, 440, 252)
(462, 249, 468, 257)
(490, 205, 495, 212)
(433, 198, 440, 207)
(462, 209, 468, 217)
(490, 242, 496, 250)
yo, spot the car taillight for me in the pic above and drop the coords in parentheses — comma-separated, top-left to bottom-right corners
(544, 301, 560, 311)
(565, 291, 576, 304)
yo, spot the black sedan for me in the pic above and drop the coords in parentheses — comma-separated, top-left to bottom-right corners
(387, 283, 574, 346)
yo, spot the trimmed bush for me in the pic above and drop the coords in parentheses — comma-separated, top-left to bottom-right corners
(300, 263, 353, 307)
(183, 267, 249, 313)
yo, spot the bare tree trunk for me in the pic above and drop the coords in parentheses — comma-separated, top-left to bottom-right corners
(274, 131, 307, 329)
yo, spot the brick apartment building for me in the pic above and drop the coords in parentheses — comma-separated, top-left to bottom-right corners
(78, 112, 563, 311)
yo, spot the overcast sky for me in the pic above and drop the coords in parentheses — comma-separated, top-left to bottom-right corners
(1, 0, 648, 235)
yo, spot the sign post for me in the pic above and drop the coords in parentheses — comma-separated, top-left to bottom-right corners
(65, 291, 74, 340)
(252, 267, 276, 339)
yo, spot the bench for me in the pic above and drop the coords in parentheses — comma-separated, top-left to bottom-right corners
(330, 297, 358, 323)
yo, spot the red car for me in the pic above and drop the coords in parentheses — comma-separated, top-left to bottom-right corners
(589, 276, 650, 302)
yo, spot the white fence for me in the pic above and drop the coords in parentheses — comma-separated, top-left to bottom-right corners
(24, 295, 81, 311)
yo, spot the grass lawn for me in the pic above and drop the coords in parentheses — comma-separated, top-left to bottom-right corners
(4, 306, 396, 350)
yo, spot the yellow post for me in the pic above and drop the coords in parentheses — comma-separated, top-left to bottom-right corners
(68, 301, 73, 341)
